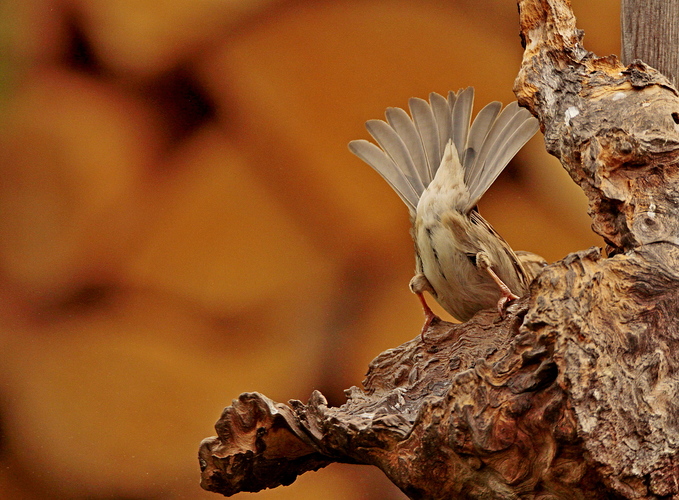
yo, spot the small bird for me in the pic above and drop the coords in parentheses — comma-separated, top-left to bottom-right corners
(349, 87, 544, 337)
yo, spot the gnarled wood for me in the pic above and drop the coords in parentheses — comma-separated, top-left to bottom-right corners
(199, 0, 679, 498)
(515, 0, 679, 254)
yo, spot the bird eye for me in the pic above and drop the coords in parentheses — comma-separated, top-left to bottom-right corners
(672, 112, 679, 125)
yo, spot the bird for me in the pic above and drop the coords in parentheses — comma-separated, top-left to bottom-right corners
(348, 87, 545, 339)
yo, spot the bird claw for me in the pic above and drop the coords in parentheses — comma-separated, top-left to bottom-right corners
(496, 290, 520, 319)
(483, 264, 520, 319)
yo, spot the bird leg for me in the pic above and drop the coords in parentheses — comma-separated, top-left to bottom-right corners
(476, 252, 520, 318)
(410, 273, 439, 341)
(485, 265, 520, 317)
(416, 292, 438, 342)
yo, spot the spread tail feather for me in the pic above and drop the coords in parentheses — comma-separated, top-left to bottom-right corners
(348, 87, 539, 214)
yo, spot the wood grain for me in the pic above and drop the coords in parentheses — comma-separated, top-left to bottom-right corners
(621, 0, 679, 85)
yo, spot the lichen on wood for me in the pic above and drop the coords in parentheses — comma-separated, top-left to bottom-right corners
(199, 1, 679, 498)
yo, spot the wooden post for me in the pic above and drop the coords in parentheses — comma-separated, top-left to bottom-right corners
(621, 0, 679, 84)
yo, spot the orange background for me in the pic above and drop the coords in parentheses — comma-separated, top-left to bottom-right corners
(0, 1, 618, 498)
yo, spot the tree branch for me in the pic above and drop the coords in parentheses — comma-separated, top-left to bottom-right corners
(199, 1, 679, 498)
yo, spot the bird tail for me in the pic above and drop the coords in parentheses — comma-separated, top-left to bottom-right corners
(348, 88, 539, 214)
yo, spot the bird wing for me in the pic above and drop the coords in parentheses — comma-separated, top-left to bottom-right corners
(468, 209, 531, 289)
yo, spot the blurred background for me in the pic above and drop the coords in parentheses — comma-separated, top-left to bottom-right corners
(0, 0, 619, 498)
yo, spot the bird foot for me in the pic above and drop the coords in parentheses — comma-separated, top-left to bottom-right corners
(483, 265, 520, 319)
(496, 290, 519, 319)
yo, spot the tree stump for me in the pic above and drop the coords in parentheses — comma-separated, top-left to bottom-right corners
(199, 0, 679, 498)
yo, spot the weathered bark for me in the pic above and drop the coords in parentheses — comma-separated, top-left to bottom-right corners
(199, 0, 679, 498)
